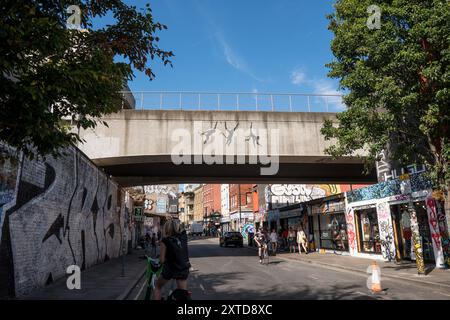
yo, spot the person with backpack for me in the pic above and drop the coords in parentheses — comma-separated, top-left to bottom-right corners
(153, 219, 191, 300)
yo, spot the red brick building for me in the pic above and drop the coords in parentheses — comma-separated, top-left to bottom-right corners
(203, 184, 221, 229)
(229, 184, 254, 230)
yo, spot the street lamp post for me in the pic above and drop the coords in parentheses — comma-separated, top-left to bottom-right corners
(238, 184, 242, 232)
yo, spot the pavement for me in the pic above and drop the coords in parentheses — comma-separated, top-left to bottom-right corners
(272, 248, 450, 290)
(23, 249, 148, 300)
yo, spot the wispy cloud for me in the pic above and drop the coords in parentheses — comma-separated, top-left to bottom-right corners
(312, 79, 345, 111)
(214, 32, 266, 83)
(290, 68, 307, 85)
(290, 68, 345, 111)
(195, 2, 266, 83)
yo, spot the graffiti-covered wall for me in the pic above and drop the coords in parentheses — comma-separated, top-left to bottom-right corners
(266, 184, 345, 210)
(0, 144, 127, 298)
(346, 172, 433, 204)
(376, 202, 396, 261)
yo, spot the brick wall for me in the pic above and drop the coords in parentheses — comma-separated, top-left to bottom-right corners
(0, 144, 128, 298)
(229, 184, 254, 214)
(203, 184, 221, 216)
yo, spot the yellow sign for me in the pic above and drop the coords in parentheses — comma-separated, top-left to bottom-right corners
(399, 173, 410, 181)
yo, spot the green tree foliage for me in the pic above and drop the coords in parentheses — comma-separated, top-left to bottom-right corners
(322, 0, 449, 192)
(0, 1, 173, 159)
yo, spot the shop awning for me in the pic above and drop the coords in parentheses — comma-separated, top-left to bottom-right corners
(144, 211, 173, 219)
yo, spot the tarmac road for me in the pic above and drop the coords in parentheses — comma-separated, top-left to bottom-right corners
(129, 237, 450, 300)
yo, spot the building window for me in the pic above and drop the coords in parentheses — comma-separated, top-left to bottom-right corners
(318, 212, 348, 251)
(356, 208, 381, 254)
(246, 193, 252, 205)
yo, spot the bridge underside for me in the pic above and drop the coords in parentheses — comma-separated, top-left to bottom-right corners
(93, 155, 377, 186)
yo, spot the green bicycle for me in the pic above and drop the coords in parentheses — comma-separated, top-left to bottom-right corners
(143, 256, 193, 300)
(144, 256, 163, 300)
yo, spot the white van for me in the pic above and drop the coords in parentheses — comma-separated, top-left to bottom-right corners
(188, 223, 203, 236)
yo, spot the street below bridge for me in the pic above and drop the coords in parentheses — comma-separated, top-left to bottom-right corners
(131, 237, 450, 300)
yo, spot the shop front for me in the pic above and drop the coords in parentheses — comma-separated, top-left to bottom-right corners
(390, 202, 412, 260)
(279, 207, 303, 230)
(230, 211, 254, 231)
(321, 213, 347, 251)
(311, 199, 348, 252)
(354, 206, 382, 255)
(221, 217, 231, 232)
(345, 171, 450, 267)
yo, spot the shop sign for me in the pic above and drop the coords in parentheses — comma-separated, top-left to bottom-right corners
(230, 212, 254, 220)
(242, 212, 254, 219)
(134, 207, 144, 221)
(156, 198, 166, 214)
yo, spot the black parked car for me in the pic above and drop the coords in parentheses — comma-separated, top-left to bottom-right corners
(219, 231, 244, 247)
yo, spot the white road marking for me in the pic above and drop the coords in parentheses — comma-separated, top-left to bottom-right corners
(200, 284, 206, 292)
(134, 279, 147, 300)
(309, 276, 319, 280)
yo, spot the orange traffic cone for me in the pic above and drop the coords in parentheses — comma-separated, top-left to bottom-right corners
(371, 261, 382, 293)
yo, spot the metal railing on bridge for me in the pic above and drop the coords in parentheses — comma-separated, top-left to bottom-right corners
(120, 91, 344, 113)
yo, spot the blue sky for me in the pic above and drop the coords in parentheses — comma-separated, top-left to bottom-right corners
(118, 1, 340, 95)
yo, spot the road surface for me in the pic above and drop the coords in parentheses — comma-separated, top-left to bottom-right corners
(129, 237, 450, 300)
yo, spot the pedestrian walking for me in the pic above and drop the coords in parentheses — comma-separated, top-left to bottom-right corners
(281, 228, 288, 251)
(288, 227, 296, 253)
(297, 225, 308, 254)
(150, 232, 157, 257)
(157, 229, 162, 241)
(144, 232, 151, 256)
(269, 229, 278, 255)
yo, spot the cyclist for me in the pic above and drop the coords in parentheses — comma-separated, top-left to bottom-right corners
(153, 219, 191, 300)
(254, 229, 268, 264)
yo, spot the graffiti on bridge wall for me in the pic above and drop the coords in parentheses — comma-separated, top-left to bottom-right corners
(0, 145, 126, 297)
(0, 146, 19, 232)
